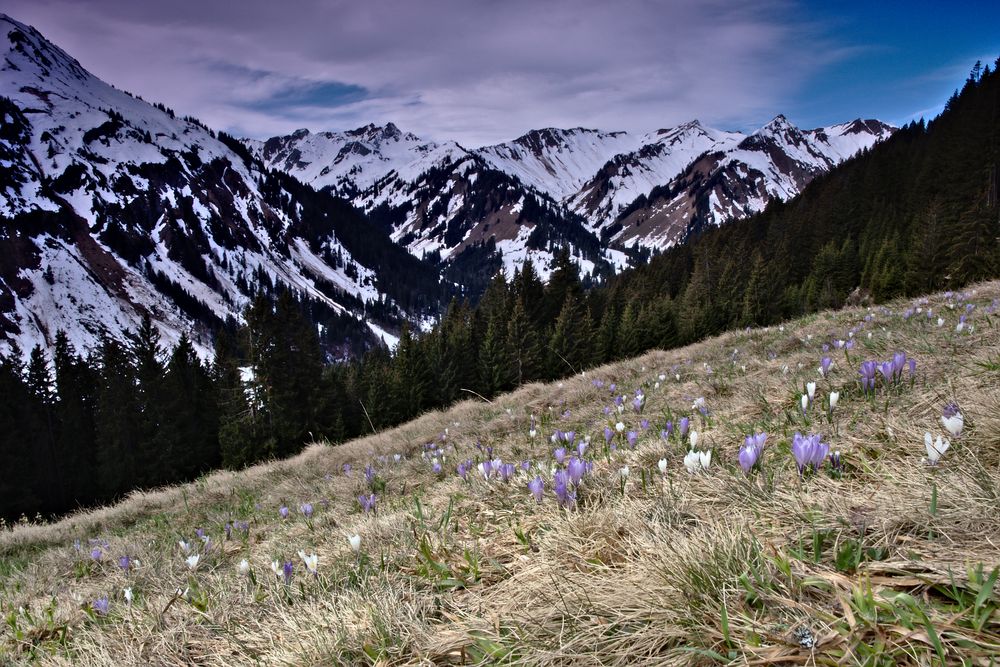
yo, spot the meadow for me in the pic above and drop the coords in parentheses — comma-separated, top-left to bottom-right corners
(2, 283, 999, 665)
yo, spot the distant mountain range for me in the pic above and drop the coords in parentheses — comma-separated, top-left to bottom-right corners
(252, 116, 893, 262)
(0, 13, 893, 358)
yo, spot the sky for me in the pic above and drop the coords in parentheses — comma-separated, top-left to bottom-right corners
(4, 0, 998, 146)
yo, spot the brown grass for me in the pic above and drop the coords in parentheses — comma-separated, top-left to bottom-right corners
(2, 283, 999, 665)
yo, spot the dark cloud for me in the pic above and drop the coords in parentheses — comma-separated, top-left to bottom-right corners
(4, 0, 846, 144)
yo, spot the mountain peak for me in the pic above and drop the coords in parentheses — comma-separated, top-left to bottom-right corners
(2, 13, 90, 83)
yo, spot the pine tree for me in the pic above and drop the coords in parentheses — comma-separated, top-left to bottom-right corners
(94, 336, 140, 499)
(129, 315, 165, 485)
(547, 294, 593, 377)
(479, 316, 513, 395)
(595, 303, 618, 364)
(541, 248, 582, 327)
(505, 299, 542, 385)
(52, 332, 97, 511)
(160, 333, 219, 479)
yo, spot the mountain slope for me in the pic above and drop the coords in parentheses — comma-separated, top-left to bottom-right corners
(0, 15, 442, 358)
(595, 115, 895, 249)
(2, 281, 997, 664)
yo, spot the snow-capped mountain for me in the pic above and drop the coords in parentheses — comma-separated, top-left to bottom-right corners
(475, 127, 638, 201)
(252, 127, 626, 282)
(248, 123, 465, 196)
(258, 116, 892, 258)
(565, 120, 746, 230)
(0, 14, 440, 358)
(605, 115, 895, 249)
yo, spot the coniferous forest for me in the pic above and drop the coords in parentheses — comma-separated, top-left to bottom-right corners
(2, 60, 998, 522)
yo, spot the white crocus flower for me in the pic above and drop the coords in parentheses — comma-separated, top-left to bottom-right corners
(801, 394, 809, 412)
(185, 554, 200, 571)
(270, 560, 281, 579)
(683, 450, 701, 474)
(657, 458, 668, 475)
(615, 421, 626, 432)
(806, 382, 816, 400)
(238, 559, 250, 574)
(348, 534, 361, 553)
(924, 432, 950, 465)
(941, 412, 964, 437)
(699, 450, 712, 470)
(298, 551, 318, 575)
(937, 317, 945, 327)
(829, 391, 839, 412)
(619, 466, 630, 479)
(123, 587, 133, 605)
(178, 540, 191, 554)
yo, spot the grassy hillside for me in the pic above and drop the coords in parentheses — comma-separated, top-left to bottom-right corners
(2, 283, 999, 665)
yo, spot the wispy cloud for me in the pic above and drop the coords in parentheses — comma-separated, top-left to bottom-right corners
(0, 0, 882, 144)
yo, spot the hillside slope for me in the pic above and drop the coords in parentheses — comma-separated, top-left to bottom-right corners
(0, 14, 442, 359)
(2, 282, 998, 665)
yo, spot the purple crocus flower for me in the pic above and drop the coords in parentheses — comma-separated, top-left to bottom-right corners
(500, 463, 516, 482)
(820, 356, 832, 377)
(283, 561, 294, 586)
(358, 494, 377, 513)
(640, 419, 650, 431)
(577, 441, 587, 457)
(907, 358, 916, 377)
(791, 432, 830, 476)
(300, 503, 313, 519)
(564, 431, 576, 444)
(877, 360, 894, 385)
(520, 460, 532, 471)
(626, 431, 638, 448)
(235, 520, 250, 535)
(528, 476, 544, 503)
(738, 433, 767, 474)
(195, 528, 206, 539)
(432, 460, 442, 474)
(566, 457, 587, 487)
(456, 460, 471, 480)
(117, 555, 131, 572)
(603, 426, 614, 444)
(679, 417, 690, 438)
(892, 352, 907, 379)
(224, 523, 232, 540)
(554, 447, 567, 464)
(365, 464, 376, 485)
(92, 597, 110, 616)
(90, 547, 102, 561)
(342, 463, 352, 476)
(664, 420, 674, 437)
(279, 506, 289, 520)
(859, 361, 877, 394)
(830, 451, 843, 475)
(552, 470, 576, 508)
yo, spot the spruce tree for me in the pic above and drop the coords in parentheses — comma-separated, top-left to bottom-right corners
(506, 299, 542, 385)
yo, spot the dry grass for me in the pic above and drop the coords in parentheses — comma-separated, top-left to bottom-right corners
(2, 283, 1000, 665)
